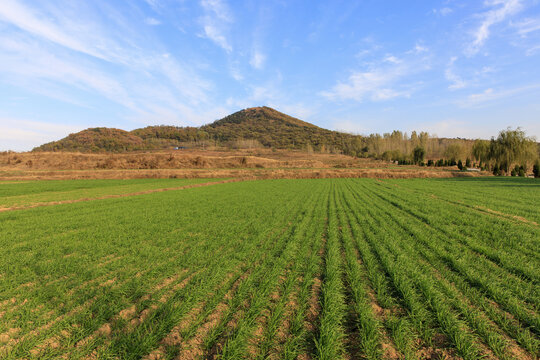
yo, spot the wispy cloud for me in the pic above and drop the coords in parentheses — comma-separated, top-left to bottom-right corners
(432, 7, 453, 16)
(321, 46, 430, 102)
(228, 60, 244, 81)
(322, 70, 407, 102)
(513, 17, 540, 36)
(0, 35, 137, 109)
(145, 17, 161, 26)
(412, 43, 429, 54)
(525, 44, 540, 55)
(144, 0, 161, 11)
(512, 17, 540, 54)
(445, 57, 467, 90)
(459, 84, 540, 107)
(250, 50, 266, 69)
(199, 0, 233, 52)
(0, 0, 113, 61)
(466, 0, 523, 55)
(0, 0, 215, 130)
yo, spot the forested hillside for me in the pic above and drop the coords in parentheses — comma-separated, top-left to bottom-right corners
(34, 107, 361, 153)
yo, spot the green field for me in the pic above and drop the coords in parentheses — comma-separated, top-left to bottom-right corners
(0, 178, 538, 359)
(0, 178, 221, 209)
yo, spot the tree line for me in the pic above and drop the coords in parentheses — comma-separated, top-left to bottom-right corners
(471, 128, 539, 177)
(367, 128, 538, 177)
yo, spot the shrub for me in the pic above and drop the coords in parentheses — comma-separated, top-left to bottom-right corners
(533, 160, 540, 178)
(412, 146, 425, 165)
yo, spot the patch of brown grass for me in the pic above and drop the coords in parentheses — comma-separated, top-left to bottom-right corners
(474, 206, 538, 226)
(0, 149, 482, 181)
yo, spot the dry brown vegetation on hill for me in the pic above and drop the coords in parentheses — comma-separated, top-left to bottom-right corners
(33, 107, 358, 154)
(0, 149, 482, 181)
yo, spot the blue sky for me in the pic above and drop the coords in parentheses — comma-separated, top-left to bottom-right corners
(1, 0, 539, 151)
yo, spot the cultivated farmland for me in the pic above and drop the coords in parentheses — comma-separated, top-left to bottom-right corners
(0, 178, 538, 359)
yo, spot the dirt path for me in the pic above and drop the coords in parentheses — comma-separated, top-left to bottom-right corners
(0, 179, 243, 213)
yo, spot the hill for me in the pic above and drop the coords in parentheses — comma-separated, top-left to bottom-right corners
(34, 107, 362, 153)
(34, 127, 146, 153)
(32, 107, 534, 170)
(203, 106, 357, 148)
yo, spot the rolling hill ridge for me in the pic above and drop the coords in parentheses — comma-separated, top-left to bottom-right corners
(33, 107, 361, 153)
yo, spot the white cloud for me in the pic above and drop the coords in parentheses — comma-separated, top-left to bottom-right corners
(150, 54, 211, 104)
(0, 0, 114, 62)
(467, 0, 523, 55)
(433, 7, 453, 16)
(229, 62, 243, 81)
(413, 43, 429, 53)
(0, 0, 210, 102)
(199, 0, 233, 52)
(144, 0, 161, 12)
(440, 7, 453, 16)
(525, 44, 540, 55)
(145, 17, 161, 26)
(509, 17, 540, 55)
(459, 84, 540, 107)
(321, 46, 430, 102)
(478, 66, 495, 75)
(445, 57, 467, 90)
(0, 118, 83, 151)
(405, 43, 428, 55)
(469, 87, 496, 102)
(383, 55, 401, 64)
(513, 17, 540, 36)
(201, 0, 232, 22)
(250, 50, 266, 69)
(0, 0, 219, 142)
(0, 36, 137, 110)
(355, 43, 382, 59)
(201, 24, 232, 52)
(322, 70, 408, 102)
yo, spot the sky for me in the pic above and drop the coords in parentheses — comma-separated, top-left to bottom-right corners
(1, 0, 539, 151)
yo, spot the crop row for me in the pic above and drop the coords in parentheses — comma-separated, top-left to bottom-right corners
(0, 177, 538, 359)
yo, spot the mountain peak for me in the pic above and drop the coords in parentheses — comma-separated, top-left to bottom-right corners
(209, 106, 317, 129)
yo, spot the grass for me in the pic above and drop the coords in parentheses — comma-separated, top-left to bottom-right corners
(0, 177, 538, 359)
(0, 178, 221, 208)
